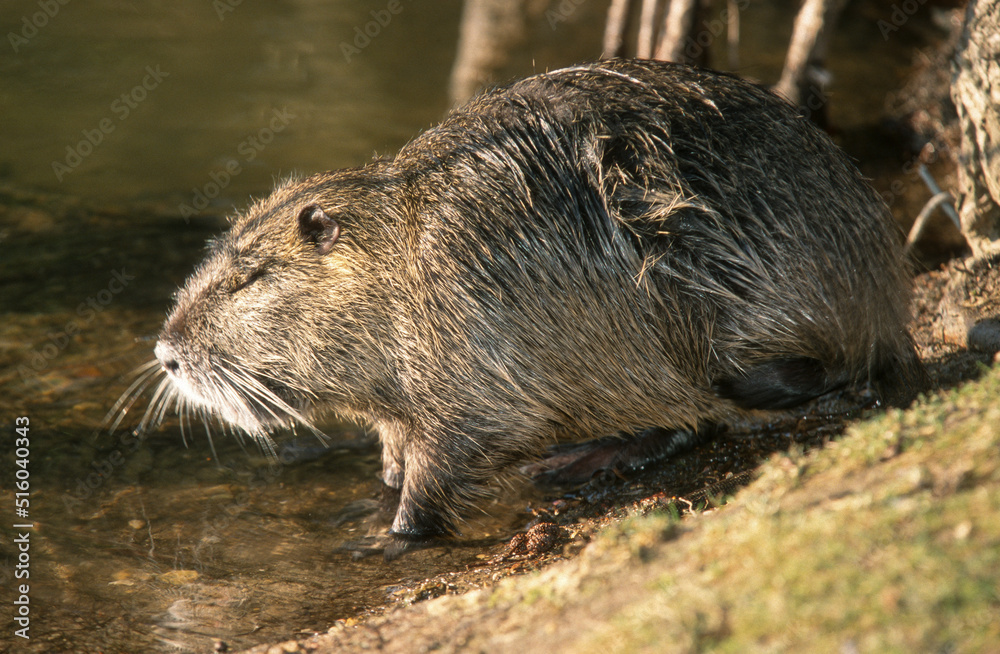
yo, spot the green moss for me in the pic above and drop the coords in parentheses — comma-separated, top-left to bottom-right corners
(571, 365, 1000, 653)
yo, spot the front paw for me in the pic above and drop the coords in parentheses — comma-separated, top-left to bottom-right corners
(389, 501, 454, 541)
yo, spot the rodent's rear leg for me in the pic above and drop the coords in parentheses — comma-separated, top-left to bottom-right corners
(712, 357, 843, 410)
(528, 427, 712, 486)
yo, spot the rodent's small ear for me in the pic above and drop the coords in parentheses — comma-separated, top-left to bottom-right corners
(297, 204, 340, 255)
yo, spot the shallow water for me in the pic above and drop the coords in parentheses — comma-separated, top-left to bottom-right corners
(0, 1, 955, 651)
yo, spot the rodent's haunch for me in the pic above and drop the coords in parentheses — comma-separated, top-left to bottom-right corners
(151, 59, 924, 538)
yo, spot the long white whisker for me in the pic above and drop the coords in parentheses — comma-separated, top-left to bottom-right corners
(105, 361, 164, 432)
(220, 361, 329, 445)
(203, 411, 221, 466)
(138, 377, 172, 433)
(151, 385, 178, 431)
(238, 361, 319, 399)
(198, 409, 215, 453)
(200, 367, 279, 457)
(115, 346, 327, 463)
(177, 394, 190, 449)
(218, 367, 286, 425)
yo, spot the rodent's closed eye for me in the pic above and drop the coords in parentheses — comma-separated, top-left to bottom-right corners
(229, 266, 268, 294)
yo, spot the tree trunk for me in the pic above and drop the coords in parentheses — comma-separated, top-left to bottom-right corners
(951, 0, 1000, 258)
(449, 0, 529, 106)
(654, 0, 700, 64)
(603, 0, 634, 58)
(636, 0, 661, 59)
(774, 0, 846, 128)
(933, 0, 1000, 355)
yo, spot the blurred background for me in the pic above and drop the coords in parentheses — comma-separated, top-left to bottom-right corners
(0, 0, 958, 209)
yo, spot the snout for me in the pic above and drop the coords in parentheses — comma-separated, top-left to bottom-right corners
(152, 337, 212, 415)
(154, 340, 183, 376)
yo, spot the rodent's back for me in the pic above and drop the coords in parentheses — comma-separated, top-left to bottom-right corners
(390, 60, 918, 435)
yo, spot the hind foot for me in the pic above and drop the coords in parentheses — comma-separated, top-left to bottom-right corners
(525, 427, 711, 486)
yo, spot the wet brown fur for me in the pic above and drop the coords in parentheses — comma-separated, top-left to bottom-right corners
(152, 60, 924, 537)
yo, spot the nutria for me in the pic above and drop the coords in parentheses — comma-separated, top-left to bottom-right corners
(141, 59, 924, 538)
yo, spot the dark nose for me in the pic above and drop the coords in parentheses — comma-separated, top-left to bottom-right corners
(154, 341, 182, 375)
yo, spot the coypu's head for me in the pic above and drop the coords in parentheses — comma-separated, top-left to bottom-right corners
(150, 167, 400, 444)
